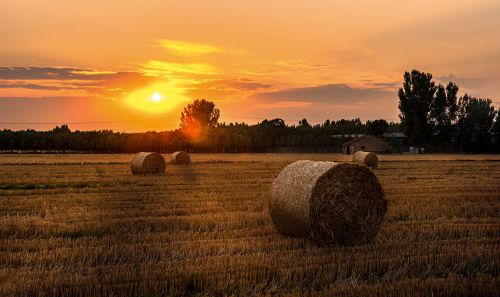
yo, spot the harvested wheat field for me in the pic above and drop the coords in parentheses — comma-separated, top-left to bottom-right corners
(0, 154, 499, 297)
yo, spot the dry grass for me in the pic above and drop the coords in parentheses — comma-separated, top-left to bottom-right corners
(0, 154, 499, 296)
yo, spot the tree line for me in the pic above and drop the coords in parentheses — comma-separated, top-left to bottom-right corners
(1, 70, 499, 153)
(0, 118, 401, 153)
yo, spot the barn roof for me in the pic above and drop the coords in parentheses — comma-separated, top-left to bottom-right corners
(342, 135, 384, 146)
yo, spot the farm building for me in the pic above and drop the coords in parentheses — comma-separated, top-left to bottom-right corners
(342, 135, 391, 154)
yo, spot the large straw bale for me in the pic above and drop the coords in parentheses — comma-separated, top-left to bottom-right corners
(269, 160, 386, 245)
(171, 151, 190, 165)
(352, 151, 379, 169)
(131, 152, 166, 175)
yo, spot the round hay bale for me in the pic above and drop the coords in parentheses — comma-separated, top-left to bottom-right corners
(131, 152, 166, 175)
(171, 151, 190, 165)
(269, 160, 387, 245)
(352, 151, 378, 169)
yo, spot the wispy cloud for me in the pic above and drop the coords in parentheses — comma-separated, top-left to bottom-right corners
(254, 101, 313, 109)
(194, 79, 271, 91)
(440, 42, 460, 50)
(158, 39, 221, 56)
(143, 60, 217, 75)
(185, 78, 272, 101)
(274, 59, 333, 72)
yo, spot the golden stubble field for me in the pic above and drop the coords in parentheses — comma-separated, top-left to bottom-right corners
(0, 153, 499, 296)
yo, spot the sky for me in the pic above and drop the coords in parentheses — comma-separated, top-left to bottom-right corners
(0, 0, 499, 132)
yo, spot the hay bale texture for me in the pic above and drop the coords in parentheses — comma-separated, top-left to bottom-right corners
(171, 151, 190, 165)
(269, 160, 387, 245)
(131, 152, 166, 175)
(352, 151, 379, 169)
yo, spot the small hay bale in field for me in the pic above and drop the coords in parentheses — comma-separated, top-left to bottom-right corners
(269, 160, 386, 245)
(170, 151, 190, 165)
(131, 152, 166, 175)
(352, 151, 378, 169)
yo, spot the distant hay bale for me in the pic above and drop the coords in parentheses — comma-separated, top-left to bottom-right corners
(171, 151, 190, 165)
(269, 160, 387, 245)
(352, 151, 379, 169)
(131, 152, 166, 175)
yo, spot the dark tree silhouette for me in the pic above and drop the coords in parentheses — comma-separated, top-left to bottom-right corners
(298, 118, 311, 127)
(366, 119, 389, 137)
(180, 99, 220, 140)
(398, 70, 437, 147)
(430, 82, 459, 142)
(52, 124, 71, 133)
(457, 94, 496, 146)
(253, 118, 287, 151)
(334, 118, 364, 135)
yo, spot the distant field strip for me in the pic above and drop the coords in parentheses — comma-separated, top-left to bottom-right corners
(0, 154, 499, 296)
(1, 153, 500, 164)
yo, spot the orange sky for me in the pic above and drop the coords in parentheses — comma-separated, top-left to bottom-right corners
(1, 0, 499, 131)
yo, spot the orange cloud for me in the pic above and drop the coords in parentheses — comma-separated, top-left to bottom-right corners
(143, 60, 217, 76)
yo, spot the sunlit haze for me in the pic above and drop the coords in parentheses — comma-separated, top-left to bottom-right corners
(0, 0, 499, 131)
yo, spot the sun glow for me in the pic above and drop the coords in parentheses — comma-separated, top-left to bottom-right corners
(123, 82, 188, 113)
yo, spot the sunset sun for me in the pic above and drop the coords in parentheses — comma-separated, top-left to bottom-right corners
(151, 92, 163, 102)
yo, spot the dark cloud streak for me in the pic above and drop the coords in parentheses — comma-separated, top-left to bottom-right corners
(367, 81, 401, 88)
(0, 67, 108, 80)
(436, 74, 485, 87)
(0, 83, 62, 90)
(249, 83, 394, 104)
(0, 66, 159, 94)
